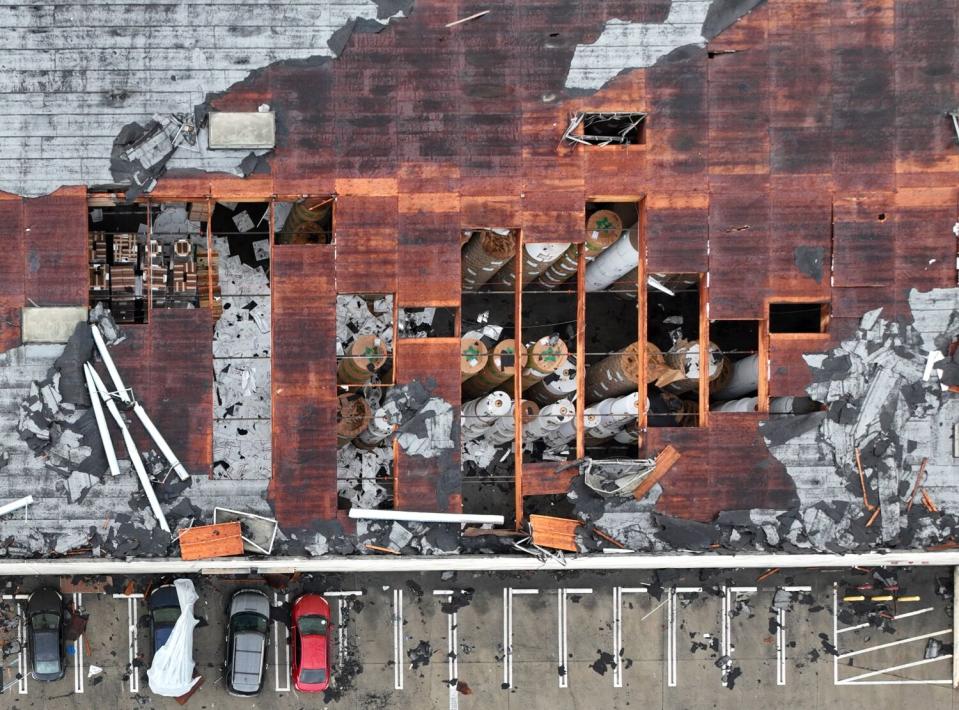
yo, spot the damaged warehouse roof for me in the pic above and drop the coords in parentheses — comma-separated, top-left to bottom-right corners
(0, 0, 957, 563)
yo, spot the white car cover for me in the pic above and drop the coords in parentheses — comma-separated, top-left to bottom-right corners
(147, 579, 201, 697)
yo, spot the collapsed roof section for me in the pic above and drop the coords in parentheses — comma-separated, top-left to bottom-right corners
(0, 0, 957, 561)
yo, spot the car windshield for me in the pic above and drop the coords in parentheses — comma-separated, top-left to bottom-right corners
(32, 613, 60, 631)
(298, 615, 328, 635)
(35, 659, 60, 675)
(153, 607, 180, 625)
(232, 612, 268, 634)
(299, 668, 327, 684)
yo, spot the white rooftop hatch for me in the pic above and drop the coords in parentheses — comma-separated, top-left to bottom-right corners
(207, 112, 276, 150)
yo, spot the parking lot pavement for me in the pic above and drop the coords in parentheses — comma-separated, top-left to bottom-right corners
(0, 567, 956, 709)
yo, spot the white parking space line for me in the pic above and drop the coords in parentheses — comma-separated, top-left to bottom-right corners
(112, 593, 142, 694)
(839, 656, 954, 684)
(833, 582, 952, 686)
(393, 588, 404, 690)
(3, 595, 29, 695)
(720, 586, 756, 685)
(556, 588, 592, 688)
(434, 590, 459, 710)
(667, 587, 701, 688)
(328, 591, 363, 667)
(775, 586, 811, 686)
(502, 587, 539, 689)
(272, 592, 290, 692)
(16, 600, 27, 694)
(612, 586, 647, 688)
(72, 592, 84, 693)
(837, 607, 934, 634)
(838, 629, 952, 659)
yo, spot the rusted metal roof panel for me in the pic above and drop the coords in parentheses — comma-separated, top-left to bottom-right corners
(269, 245, 338, 527)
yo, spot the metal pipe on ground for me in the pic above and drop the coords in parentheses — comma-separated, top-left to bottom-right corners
(486, 242, 568, 289)
(461, 229, 516, 290)
(712, 353, 760, 401)
(336, 394, 372, 447)
(460, 337, 489, 381)
(462, 339, 528, 398)
(337, 334, 388, 385)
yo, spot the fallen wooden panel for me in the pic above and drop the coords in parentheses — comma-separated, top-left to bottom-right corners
(529, 514, 581, 552)
(178, 522, 244, 560)
(633, 444, 681, 501)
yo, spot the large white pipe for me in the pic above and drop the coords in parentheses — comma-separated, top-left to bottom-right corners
(491, 242, 568, 288)
(0, 496, 34, 518)
(524, 399, 574, 440)
(461, 391, 512, 440)
(713, 397, 759, 413)
(585, 230, 638, 291)
(713, 353, 759, 400)
(91, 325, 189, 480)
(83, 363, 121, 477)
(131, 405, 190, 481)
(526, 357, 577, 405)
(88, 365, 169, 532)
(90, 324, 131, 403)
(348, 509, 504, 525)
(356, 408, 398, 448)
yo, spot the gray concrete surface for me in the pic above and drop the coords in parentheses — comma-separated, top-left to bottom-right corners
(0, 567, 957, 709)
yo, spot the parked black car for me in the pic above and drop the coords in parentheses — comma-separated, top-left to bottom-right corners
(26, 588, 64, 681)
(147, 584, 181, 659)
(224, 589, 270, 696)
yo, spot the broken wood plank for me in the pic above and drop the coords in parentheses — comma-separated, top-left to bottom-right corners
(756, 567, 780, 582)
(632, 444, 681, 500)
(364, 543, 400, 555)
(529, 514, 581, 552)
(906, 457, 928, 512)
(178, 521, 244, 561)
(854, 447, 876, 511)
(592, 526, 626, 549)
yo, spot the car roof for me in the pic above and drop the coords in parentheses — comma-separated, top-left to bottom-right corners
(299, 632, 328, 673)
(148, 584, 180, 610)
(31, 628, 60, 663)
(230, 631, 266, 693)
(27, 588, 62, 615)
(230, 589, 270, 618)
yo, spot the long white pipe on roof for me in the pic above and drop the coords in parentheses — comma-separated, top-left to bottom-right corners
(348, 509, 505, 525)
(87, 363, 170, 533)
(0, 496, 34, 518)
(90, 324, 189, 481)
(82, 363, 121, 477)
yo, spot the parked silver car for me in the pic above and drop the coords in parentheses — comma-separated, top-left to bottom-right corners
(225, 589, 270, 696)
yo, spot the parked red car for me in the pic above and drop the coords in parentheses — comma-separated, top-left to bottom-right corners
(290, 594, 332, 692)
